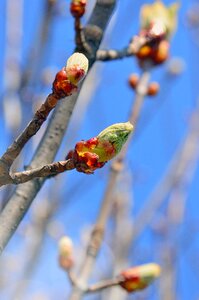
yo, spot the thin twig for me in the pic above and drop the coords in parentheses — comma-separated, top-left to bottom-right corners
(2, 159, 74, 186)
(0, 93, 60, 185)
(0, 0, 116, 256)
(74, 18, 91, 54)
(96, 35, 151, 61)
(87, 277, 121, 293)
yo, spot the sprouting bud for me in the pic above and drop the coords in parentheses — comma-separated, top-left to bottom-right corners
(147, 82, 160, 96)
(128, 74, 139, 89)
(97, 122, 133, 160)
(140, 1, 179, 39)
(70, 0, 87, 18)
(58, 236, 74, 270)
(148, 20, 166, 39)
(52, 53, 88, 98)
(66, 122, 133, 174)
(119, 263, 161, 293)
(66, 52, 89, 85)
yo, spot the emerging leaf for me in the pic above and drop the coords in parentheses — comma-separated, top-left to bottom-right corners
(119, 263, 161, 293)
(66, 122, 133, 174)
(140, 0, 179, 39)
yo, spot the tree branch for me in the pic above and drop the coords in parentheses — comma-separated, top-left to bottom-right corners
(96, 35, 151, 61)
(0, 0, 117, 255)
(0, 93, 61, 183)
(0, 159, 75, 186)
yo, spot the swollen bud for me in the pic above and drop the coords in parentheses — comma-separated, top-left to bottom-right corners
(70, 0, 87, 18)
(119, 263, 161, 293)
(52, 53, 88, 98)
(147, 82, 160, 96)
(97, 122, 133, 160)
(58, 236, 74, 270)
(66, 52, 89, 85)
(66, 122, 133, 174)
(128, 74, 139, 89)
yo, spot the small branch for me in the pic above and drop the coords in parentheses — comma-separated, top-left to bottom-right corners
(96, 35, 150, 61)
(74, 18, 91, 54)
(11, 159, 74, 185)
(68, 270, 79, 286)
(0, 0, 116, 256)
(0, 93, 60, 178)
(87, 277, 121, 293)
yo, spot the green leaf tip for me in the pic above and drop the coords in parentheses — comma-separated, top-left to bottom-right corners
(97, 122, 133, 156)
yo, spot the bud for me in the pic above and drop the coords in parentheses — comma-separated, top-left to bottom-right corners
(52, 68, 77, 98)
(147, 82, 160, 96)
(66, 122, 133, 174)
(66, 52, 89, 85)
(153, 40, 169, 64)
(52, 53, 88, 98)
(128, 74, 139, 89)
(136, 45, 152, 60)
(119, 263, 161, 293)
(70, 0, 87, 18)
(58, 236, 74, 270)
(140, 1, 179, 39)
(97, 122, 133, 160)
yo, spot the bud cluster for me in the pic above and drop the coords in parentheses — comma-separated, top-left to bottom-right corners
(136, 1, 178, 66)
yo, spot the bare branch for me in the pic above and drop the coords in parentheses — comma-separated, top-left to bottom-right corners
(96, 35, 151, 61)
(87, 277, 121, 293)
(0, 0, 117, 255)
(0, 93, 60, 178)
(8, 159, 74, 186)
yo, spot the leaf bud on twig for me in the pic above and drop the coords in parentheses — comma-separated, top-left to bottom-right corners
(119, 263, 161, 293)
(58, 236, 74, 270)
(66, 122, 133, 174)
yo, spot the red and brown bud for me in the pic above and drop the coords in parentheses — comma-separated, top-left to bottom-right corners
(52, 68, 77, 98)
(66, 122, 133, 174)
(70, 0, 87, 18)
(147, 82, 160, 96)
(52, 53, 88, 98)
(58, 236, 74, 270)
(128, 74, 139, 89)
(119, 263, 161, 293)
